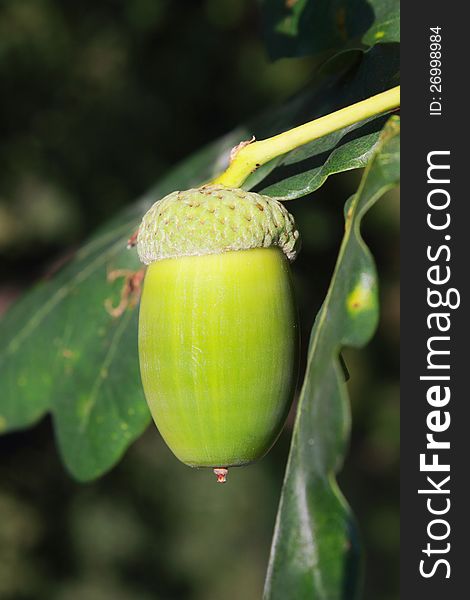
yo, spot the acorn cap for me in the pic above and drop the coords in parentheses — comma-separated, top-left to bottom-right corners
(136, 185, 300, 264)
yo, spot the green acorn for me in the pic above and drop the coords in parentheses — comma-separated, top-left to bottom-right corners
(136, 185, 300, 482)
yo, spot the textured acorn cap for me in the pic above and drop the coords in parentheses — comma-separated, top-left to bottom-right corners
(136, 185, 300, 264)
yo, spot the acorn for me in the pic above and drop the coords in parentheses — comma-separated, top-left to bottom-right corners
(136, 185, 300, 482)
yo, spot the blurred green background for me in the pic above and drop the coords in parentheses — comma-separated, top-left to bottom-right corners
(0, 1, 399, 599)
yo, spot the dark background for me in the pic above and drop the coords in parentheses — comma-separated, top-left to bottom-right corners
(0, 1, 399, 599)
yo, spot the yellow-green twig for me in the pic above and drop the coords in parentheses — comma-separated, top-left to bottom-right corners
(212, 86, 400, 188)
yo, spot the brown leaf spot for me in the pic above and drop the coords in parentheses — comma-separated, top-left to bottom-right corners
(105, 268, 145, 318)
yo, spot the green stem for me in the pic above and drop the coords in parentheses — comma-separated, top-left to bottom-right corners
(212, 86, 400, 188)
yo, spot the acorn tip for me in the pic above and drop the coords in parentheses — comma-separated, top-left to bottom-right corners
(213, 468, 228, 483)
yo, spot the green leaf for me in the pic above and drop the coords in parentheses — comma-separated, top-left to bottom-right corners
(261, 0, 400, 60)
(260, 124, 383, 200)
(0, 44, 398, 481)
(253, 44, 399, 198)
(263, 117, 400, 599)
(362, 0, 400, 47)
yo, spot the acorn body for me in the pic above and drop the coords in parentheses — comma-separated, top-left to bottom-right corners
(139, 247, 298, 467)
(136, 185, 300, 473)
